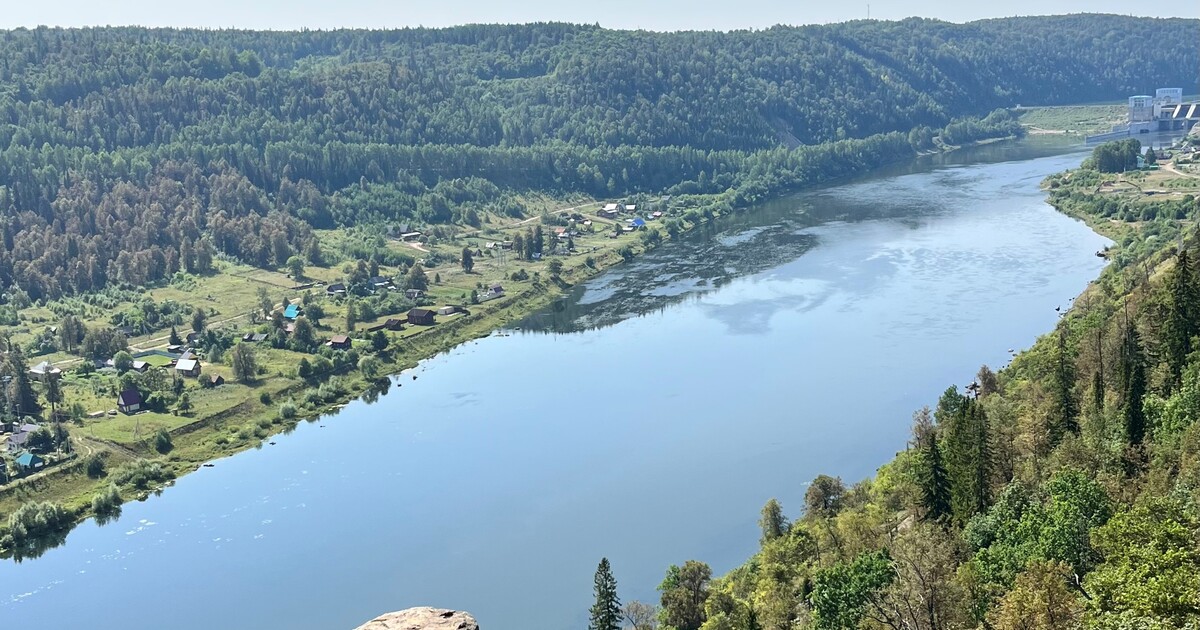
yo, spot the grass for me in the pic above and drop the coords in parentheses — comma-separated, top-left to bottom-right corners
(1017, 104, 1126, 135)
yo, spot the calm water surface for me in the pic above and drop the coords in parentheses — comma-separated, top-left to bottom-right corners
(1, 141, 1110, 629)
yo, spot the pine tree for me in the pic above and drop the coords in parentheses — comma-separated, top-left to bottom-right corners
(346, 300, 357, 332)
(589, 558, 621, 630)
(169, 326, 182, 346)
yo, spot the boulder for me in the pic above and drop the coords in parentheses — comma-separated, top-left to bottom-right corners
(354, 607, 479, 630)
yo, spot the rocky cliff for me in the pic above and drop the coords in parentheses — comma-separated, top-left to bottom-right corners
(354, 607, 479, 630)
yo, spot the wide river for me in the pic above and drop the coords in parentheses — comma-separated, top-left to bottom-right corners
(2, 140, 1110, 629)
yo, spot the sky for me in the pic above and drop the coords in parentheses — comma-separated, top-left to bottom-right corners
(1, 0, 1196, 31)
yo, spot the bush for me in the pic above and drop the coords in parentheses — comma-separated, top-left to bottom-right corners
(5, 501, 73, 544)
(279, 400, 298, 419)
(111, 459, 173, 490)
(259, 392, 273, 405)
(85, 453, 106, 478)
(154, 429, 173, 454)
(91, 484, 121, 516)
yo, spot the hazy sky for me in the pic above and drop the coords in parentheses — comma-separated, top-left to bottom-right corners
(2, 0, 1196, 31)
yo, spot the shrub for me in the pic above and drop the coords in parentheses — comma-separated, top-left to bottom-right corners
(5, 501, 73, 544)
(91, 484, 121, 515)
(279, 400, 298, 419)
(154, 429, 173, 454)
(111, 459, 173, 490)
(85, 453, 106, 478)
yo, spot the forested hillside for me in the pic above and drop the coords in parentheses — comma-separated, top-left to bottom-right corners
(0, 15, 1195, 299)
(642, 141, 1200, 629)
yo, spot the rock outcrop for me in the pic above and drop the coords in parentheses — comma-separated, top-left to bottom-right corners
(354, 607, 479, 630)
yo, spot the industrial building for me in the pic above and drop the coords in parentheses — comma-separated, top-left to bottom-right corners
(1086, 87, 1199, 143)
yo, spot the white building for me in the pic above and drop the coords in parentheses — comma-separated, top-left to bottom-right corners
(1129, 95, 1154, 123)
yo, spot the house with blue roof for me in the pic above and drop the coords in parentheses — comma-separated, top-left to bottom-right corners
(15, 451, 44, 473)
(283, 304, 301, 320)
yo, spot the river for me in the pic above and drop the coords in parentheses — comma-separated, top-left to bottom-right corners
(1, 140, 1110, 629)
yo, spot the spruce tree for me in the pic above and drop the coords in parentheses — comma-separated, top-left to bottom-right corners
(1163, 249, 1200, 390)
(589, 557, 621, 630)
(919, 433, 952, 522)
(1122, 325, 1147, 445)
(1050, 327, 1078, 442)
(943, 398, 991, 524)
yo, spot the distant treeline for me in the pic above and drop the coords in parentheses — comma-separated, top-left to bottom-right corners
(0, 16, 1194, 299)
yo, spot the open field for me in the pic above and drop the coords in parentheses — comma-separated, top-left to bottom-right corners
(1016, 104, 1127, 135)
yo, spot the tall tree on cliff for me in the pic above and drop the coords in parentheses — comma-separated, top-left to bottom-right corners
(1162, 248, 1200, 390)
(759, 498, 789, 544)
(1121, 323, 1147, 446)
(943, 396, 992, 524)
(919, 433, 953, 522)
(589, 558, 621, 630)
(1050, 327, 1079, 442)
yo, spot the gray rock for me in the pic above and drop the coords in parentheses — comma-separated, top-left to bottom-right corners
(354, 607, 479, 630)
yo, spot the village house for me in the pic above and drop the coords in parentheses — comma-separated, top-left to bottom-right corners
(283, 303, 301, 320)
(117, 389, 143, 414)
(28, 360, 62, 379)
(366, 318, 405, 333)
(437, 305, 462, 316)
(482, 284, 505, 301)
(598, 203, 620, 219)
(407, 308, 436, 326)
(326, 335, 352, 350)
(405, 288, 424, 300)
(167, 344, 185, 354)
(5, 430, 31, 454)
(209, 374, 225, 387)
(175, 358, 202, 378)
(242, 332, 268, 343)
(14, 452, 44, 474)
(131, 360, 150, 373)
(369, 276, 393, 292)
(186, 331, 202, 345)
(326, 282, 347, 297)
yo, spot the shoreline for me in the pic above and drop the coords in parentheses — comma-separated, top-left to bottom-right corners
(0, 131, 1029, 557)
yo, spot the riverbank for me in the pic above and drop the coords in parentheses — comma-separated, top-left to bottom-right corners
(0, 140, 1115, 629)
(0, 126, 1025, 556)
(664, 139, 1200, 629)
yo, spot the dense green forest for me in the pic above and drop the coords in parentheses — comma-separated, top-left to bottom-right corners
(637, 142, 1200, 629)
(0, 15, 1195, 300)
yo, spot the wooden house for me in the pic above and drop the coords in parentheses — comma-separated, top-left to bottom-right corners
(407, 308, 436, 326)
(117, 389, 143, 414)
(175, 358, 202, 377)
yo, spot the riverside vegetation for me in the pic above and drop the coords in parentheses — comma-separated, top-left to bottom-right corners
(615, 137, 1200, 629)
(0, 16, 1197, 555)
